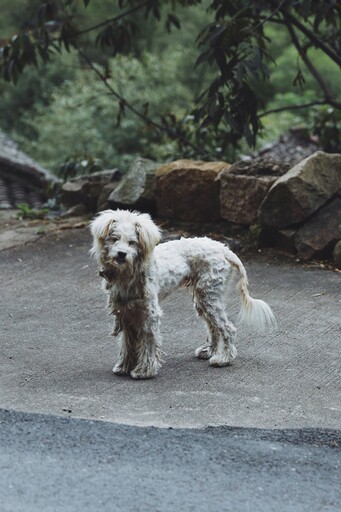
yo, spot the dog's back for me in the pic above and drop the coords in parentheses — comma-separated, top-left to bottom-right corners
(155, 237, 276, 332)
(154, 237, 230, 299)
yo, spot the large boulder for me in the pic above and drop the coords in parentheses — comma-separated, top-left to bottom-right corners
(294, 198, 341, 260)
(62, 169, 121, 212)
(219, 158, 289, 225)
(107, 158, 159, 214)
(155, 159, 230, 222)
(259, 152, 341, 229)
(333, 240, 341, 269)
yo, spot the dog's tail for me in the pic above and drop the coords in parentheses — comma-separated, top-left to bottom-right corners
(224, 248, 277, 332)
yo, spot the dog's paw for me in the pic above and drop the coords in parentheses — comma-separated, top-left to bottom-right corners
(130, 368, 157, 380)
(195, 345, 213, 359)
(209, 345, 237, 367)
(113, 364, 130, 376)
(130, 360, 161, 379)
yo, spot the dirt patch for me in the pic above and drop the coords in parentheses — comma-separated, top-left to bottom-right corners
(0, 209, 91, 251)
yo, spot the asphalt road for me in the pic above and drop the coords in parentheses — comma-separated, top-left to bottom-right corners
(1, 409, 340, 512)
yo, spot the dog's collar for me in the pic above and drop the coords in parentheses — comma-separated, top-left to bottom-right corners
(99, 268, 116, 281)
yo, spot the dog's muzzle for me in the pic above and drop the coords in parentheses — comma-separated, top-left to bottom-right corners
(115, 251, 127, 264)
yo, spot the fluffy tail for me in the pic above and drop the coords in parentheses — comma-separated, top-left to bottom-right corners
(225, 249, 277, 332)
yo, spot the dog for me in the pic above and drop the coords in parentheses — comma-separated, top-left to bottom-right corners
(90, 209, 276, 379)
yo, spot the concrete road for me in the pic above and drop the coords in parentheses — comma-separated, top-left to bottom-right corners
(1, 227, 340, 429)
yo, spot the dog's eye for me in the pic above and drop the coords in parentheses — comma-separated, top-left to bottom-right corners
(109, 235, 119, 242)
(128, 240, 137, 246)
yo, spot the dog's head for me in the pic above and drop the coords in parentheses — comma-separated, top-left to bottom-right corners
(90, 209, 161, 272)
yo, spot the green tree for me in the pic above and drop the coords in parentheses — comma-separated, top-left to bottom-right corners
(1, 0, 340, 154)
(10, 52, 199, 171)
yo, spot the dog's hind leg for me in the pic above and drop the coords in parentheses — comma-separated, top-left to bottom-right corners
(194, 283, 237, 366)
(194, 321, 219, 360)
(208, 314, 237, 367)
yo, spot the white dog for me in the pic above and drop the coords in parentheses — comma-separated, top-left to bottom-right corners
(90, 209, 276, 379)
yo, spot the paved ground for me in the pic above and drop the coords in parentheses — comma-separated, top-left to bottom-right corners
(1, 221, 340, 429)
(1, 216, 340, 511)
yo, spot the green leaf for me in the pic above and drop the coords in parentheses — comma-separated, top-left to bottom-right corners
(293, 69, 306, 89)
(166, 13, 181, 32)
(8, 60, 18, 84)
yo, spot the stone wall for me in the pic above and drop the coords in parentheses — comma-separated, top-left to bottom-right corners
(60, 151, 341, 266)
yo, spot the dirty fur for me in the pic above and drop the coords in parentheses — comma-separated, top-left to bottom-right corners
(90, 209, 276, 379)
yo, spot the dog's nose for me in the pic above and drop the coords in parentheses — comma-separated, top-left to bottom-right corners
(117, 251, 127, 261)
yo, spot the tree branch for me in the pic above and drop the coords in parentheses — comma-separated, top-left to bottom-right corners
(251, 0, 288, 34)
(282, 9, 341, 67)
(78, 49, 209, 156)
(283, 17, 335, 102)
(258, 100, 335, 119)
(72, 0, 150, 37)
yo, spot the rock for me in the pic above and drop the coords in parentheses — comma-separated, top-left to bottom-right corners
(333, 240, 341, 268)
(274, 229, 297, 253)
(108, 158, 159, 214)
(155, 159, 230, 222)
(294, 198, 341, 260)
(64, 203, 88, 217)
(62, 169, 121, 212)
(97, 183, 120, 211)
(259, 152, 341, 229)
(62, 181, 83, 205)
(219, 158, 289, 225)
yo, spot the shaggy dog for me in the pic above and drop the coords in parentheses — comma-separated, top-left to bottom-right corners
(90, 209, 276, 379)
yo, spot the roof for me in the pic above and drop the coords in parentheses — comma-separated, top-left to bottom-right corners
(0, 130, 59, 209)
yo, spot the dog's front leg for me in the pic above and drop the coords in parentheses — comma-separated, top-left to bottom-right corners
(112, 313, 137, 376)
(130, 335, 163, 379)
(130, 303, 163, 379)
(113, 332, 137, 376)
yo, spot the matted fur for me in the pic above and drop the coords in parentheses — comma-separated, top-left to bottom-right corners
(90, 209, 276, 379)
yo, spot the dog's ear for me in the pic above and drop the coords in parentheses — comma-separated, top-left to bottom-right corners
(89, 210, 115, 260)
(90, 210, 116, 240)
(136, 214, 161, 256)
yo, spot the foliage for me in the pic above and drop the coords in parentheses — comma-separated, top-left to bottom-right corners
(0, 0, 340, 168)
(8, 51, 202, 171)
(194, 0, 341, 146)
(16, 203, 49, 219)
(0, 50, 76, 133)
(58, 156, 103, 181)
(312, 107, 341, 153)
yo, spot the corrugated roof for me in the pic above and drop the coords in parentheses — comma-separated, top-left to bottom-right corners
(0, 130, 59, 209)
